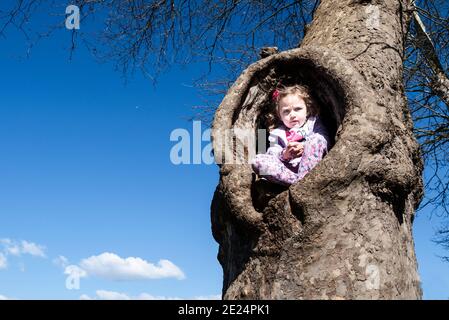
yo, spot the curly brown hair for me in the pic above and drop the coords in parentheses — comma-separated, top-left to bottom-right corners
(265, 84, 319, 131)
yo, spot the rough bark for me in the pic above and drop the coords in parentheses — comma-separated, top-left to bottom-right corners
(211, 0, 424, 299)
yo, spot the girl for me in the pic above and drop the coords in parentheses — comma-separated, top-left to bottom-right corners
(251, 85, 330, 186)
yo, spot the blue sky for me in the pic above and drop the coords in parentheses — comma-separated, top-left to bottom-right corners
(0, 4, 448, 300)
(0, 16, 222, 299)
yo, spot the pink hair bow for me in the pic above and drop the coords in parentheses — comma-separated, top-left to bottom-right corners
(272, 89, 280, 101)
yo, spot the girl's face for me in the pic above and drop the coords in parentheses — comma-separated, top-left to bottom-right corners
(278, 94, 308, 129)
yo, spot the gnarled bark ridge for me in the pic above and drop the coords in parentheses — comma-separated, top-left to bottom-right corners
(211, 0, 423, 299)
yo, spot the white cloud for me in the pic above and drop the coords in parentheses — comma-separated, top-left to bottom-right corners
(0, 239, 20, 256)
(79, 291, 220, 300)
(193, 294, 221, 300)
(21, 241, 46, 257)
(0, 294, 9, 300)
(79, 290, 183, 300)
(135, 293, 182, 300)
(96, 290, 132, 300)
(79, 252, 185, 281)
(53, 255, 69, 268)
(135, 293, 163, 300)
(0, 238, 46, 258)
(0, 253, 7, 269)
(64, 265, 87, 279)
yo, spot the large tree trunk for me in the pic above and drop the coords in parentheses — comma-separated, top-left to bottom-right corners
(211, 0, 424, 299)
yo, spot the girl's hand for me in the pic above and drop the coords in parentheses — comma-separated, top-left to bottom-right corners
(287, 142, 304, 159)
(282, 142, 304, 160)
(282, 147, 292, 161)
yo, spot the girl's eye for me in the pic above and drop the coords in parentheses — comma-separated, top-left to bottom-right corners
(294, 107, 302, 111)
